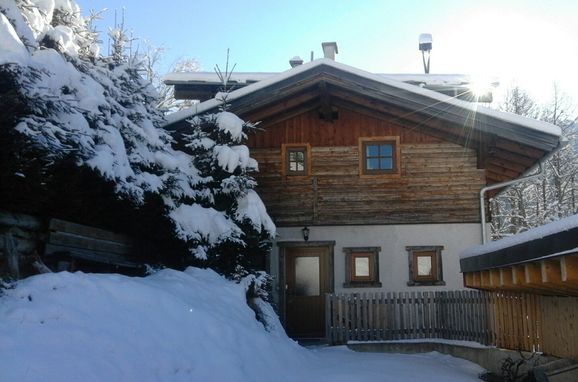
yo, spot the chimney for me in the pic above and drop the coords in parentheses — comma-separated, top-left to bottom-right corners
(289, 56, 303, 68)
(321, 42, 338, 60)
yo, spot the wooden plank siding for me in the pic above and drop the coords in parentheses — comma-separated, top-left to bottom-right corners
(250, 108, 484, 226)
(247, 107, 442, 148)
(248, 107, 485, 226)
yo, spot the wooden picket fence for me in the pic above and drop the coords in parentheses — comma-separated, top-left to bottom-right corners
(485, 291, 543, 353)
(326, 290, 544, 353)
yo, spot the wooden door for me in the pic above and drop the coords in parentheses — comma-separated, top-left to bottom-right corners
(285, 246, 330, 338)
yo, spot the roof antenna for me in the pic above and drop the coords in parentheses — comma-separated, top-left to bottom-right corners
(419, 33, 432, 74)
(310, 51, 314, 61)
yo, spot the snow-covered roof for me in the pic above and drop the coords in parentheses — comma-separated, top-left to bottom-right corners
(163, 72, 277, 85)
(461, 214, 578, 260)
(460, 214, 578, 272)
(164, 59, 561, 141)
(163, 71, 489, 88)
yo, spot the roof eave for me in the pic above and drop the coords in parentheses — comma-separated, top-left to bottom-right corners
(163, 59, 561, 152)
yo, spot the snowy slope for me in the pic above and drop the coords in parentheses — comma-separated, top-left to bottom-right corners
(0, 268, 484, 382)
(0, 268, 307, 382)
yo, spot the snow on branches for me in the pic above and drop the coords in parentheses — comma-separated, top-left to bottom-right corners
(174, 111, 275, 274)
(0, 0, 275, 275)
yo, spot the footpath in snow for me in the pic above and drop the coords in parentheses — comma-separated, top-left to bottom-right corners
(0, 268, 484, 381)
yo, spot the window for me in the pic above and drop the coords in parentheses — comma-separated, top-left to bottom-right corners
(343, 247, 382, 287)
(282, 143, 310, 176)
(406, 246, 445, 286)
(359, 137, 400, 176)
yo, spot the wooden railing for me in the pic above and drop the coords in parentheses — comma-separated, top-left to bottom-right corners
(325, 290, 553, 356)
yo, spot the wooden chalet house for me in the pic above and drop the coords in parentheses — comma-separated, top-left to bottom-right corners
(164, 44, 561, 339)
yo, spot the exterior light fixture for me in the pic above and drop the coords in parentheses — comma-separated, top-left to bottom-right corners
(419, 33, 432, 74)
(302, 226, 310, 242)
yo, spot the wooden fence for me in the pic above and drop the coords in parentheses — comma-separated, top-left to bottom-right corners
(485, 291, 542, 353)
(326, 290, 547, 355)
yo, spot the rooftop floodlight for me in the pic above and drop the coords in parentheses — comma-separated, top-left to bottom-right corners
(419, 33, 432, 74)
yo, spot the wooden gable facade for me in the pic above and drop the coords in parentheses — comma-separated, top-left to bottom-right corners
(167, 60, 561, 228)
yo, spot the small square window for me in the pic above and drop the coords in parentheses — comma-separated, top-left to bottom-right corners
(343, 247, 382, 288)
(406, 246, 445, 286)
(288, 149, 305, 173)
(282, 144, 310, 176)
(359, 137, 399, 176)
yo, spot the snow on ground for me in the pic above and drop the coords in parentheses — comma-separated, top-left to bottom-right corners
(307, 347, 484, 382)
(0, 268, 484, 382)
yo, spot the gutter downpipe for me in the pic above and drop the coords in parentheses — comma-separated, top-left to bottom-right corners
(479, 138, 568, 244)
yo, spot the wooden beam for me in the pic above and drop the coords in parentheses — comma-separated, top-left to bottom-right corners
(491, 148, 537, 168)
(481, 270, 494, 290)
(541, 259, 562, 283)
(330, 98, 480, 152)
(541, 259, 578, 295)
(494, 139, 546, 160)
(499, 266, 540, 293)
(464, 272, 475, 288)
(525, 263, 543, 284)
(500, 268, 515, 288)
(485, 163, 523, 180)
(328, 87, 483, 148)
(230, 72, 330, 116)
(521, 262, 578, 295)
(485, 169, 513, 184)
(465, 271, 482, 288)
(561, 255, 578, 283)
(247, 101, 321, 128)
(243, 90, 319, 122)
(318, 81, 334, 121)
(488, 157, 529, 175)
(490, 269, 501, 288)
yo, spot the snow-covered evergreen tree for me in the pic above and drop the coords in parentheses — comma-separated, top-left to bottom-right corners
(0, 0, 275, 279)
(174, 109, 275, 281)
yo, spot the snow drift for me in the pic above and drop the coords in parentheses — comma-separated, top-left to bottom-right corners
(0, 268, 485, 382)
(0, 268, 308, 382)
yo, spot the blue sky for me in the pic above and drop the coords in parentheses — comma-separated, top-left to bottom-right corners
(76, 0, 578, 104)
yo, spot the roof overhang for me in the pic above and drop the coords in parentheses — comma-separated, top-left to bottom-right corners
(164, 59, 559, 150)
(460, 214, 578, 296)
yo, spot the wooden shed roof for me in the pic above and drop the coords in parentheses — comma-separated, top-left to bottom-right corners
(164, 58, 562, 185)
(461, 214, 578, 296)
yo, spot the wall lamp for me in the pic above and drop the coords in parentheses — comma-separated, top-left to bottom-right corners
(302, 226, 310, 242)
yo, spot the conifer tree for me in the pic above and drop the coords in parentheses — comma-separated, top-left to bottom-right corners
(182, 108, 275, 282)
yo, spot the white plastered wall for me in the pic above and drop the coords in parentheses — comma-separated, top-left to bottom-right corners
(269, 223, 481, 305)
